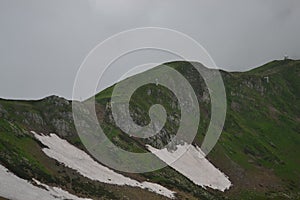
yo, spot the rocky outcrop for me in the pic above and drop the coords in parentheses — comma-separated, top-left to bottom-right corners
(51, 118, 71, 137)
(44, 95, 70, 107)
(23, 112, 45, 126)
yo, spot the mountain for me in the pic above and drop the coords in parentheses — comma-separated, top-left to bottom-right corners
(0, 59, 299, 200)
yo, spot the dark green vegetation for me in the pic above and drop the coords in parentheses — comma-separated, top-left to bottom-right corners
(0, 59, 299, 199)
(210, 59, 300, 199)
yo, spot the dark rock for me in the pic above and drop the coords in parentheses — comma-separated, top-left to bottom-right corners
(23, 112, 44, 125)
(45, 95, 70, 107)
(51, 118, 71, 137)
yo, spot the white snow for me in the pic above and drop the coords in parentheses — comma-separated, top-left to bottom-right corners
(0, 164, 91, 200)
(147, 143, 232, 192)
(31, 131, 175, 199)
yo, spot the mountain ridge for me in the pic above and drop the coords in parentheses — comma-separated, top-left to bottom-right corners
(0, 59, 299, 199)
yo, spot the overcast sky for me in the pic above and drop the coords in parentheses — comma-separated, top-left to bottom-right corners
(0, 0, 299, 100)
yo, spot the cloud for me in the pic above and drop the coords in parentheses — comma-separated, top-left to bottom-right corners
(0, 0, 299, 99)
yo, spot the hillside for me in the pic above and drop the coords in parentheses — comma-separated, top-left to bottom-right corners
(0, 59, 299, 199)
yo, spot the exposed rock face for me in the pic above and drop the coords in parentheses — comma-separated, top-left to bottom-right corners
(45, 95, 70, 107)
(51, 119, 71, 137)
(0, 96, 76, 138)
(241, 77, 266, 96)
(37, 95, 75, 137)
(23, 112, 44, 126)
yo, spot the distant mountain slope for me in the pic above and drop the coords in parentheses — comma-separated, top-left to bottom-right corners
(0, 60, 299, 199)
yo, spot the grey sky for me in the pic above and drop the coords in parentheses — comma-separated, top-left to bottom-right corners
(0, 0, 299, 100)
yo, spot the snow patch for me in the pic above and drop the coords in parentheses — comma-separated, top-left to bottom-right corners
(31, 131, 175, 199)
(0, 164, 91, 200)
(147, 143, 231, 191)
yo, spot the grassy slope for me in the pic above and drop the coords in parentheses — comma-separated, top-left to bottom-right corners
(209, 60, 300, 199)
(0, 59, 299, 199)
(0, 101, 177, 199)
(95, 60, 300, 199)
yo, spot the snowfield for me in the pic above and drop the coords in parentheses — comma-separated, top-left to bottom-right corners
(0, 164, 91, 200)
(32, 131, 176, 199)
(147, 143, 232, 191)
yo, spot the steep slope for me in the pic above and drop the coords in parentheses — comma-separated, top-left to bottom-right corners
(209, 59, 300, 199)
(0, 59, 299, 199)
(95, 59, 300, 199)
